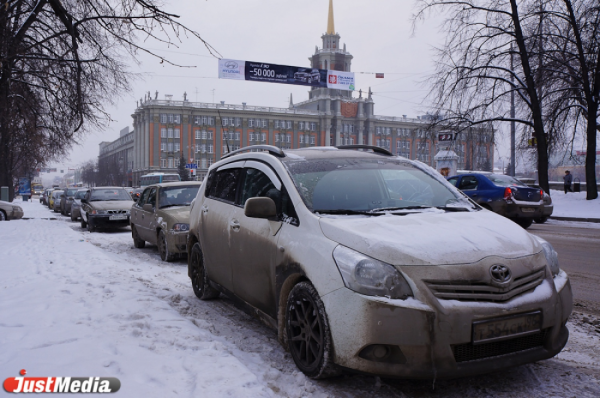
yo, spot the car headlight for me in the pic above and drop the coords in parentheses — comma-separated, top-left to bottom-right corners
(91, 210, 108, 215)
(333, 245, 413, 299)
(12, 206, 22, 212)
(534, 236, 560, 277)
(172, 223, 189, 232)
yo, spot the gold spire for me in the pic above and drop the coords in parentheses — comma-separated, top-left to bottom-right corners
(326, 0, 335, 34)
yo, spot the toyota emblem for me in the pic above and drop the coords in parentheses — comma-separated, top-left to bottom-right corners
(490, 264, 512, 283)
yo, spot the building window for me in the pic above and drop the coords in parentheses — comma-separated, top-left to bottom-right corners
(235, 132, 240, 141)
(208, 131, 213, 139)
(299, 121, 304, 130)
(174, 128, 180, 139)
(160, 114, 167, 123)
(261, 133, 266, 142)
(168, 158, 174, 168)
(249, 133, 255, 141)
(208, 144, 213, 153)
(248, 119, 254, 128)
(174, 115, 181, 124)
(310, 136, 315, 145)
(275, 120, 280, 129)
(161, 143, 167, 152)
(275, 134, 279, 142)
(168, 114, 174, 123)
(286, 121, 292, 129)
(174, 143, 180, 152)
(201, 158, 207, 169)
(161, 128, 167, 138)
(168, 142, 173, 152)
(262, 119, 267, 128)
(350, 137, 355, 144)
(208, 158, 213, 167)
(161, 158, 167, 168)
(195, 130, 201, 139)
(174, 158, 180, 167)
(168, 128, 173, 138)
(299, 134, 304, 144)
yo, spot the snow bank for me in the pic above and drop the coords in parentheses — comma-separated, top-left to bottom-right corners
(550, 189, 600, 219)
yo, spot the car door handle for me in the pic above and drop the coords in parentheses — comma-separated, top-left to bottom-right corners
(230, 219, 240, 232)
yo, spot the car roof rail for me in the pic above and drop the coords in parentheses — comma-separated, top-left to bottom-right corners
(335, 145, 393, 156)
(220, 145, 286, 160)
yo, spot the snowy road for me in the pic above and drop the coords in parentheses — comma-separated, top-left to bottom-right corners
(1, 201, 599, 397)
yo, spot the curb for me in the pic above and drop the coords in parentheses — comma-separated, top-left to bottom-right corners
(550, 216, 600, 223)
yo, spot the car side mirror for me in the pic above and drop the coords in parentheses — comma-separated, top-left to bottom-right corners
(143, 203, 154, 212)
(81, 198, 88, 204)
(244, 197, 277, 219)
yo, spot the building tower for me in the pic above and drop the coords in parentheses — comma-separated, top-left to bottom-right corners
(308, 0, 353, 100)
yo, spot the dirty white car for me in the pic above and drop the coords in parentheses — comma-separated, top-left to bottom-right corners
(187, 145, 572, 379)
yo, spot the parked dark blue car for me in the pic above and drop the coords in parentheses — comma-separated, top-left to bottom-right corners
(447, 173, 544, 229)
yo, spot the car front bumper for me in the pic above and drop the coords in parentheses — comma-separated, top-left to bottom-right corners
(321, 269, 572, 379)
(166, 230, 188, 254)
(88, 215, 130, 229)
(7, 209, 24, 220)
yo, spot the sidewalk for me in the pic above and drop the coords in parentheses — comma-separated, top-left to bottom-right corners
(549, 190, 600, 223)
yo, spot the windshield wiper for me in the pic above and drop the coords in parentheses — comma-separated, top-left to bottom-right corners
(369, 205, 432, 213)
(314, 209, 382, 216)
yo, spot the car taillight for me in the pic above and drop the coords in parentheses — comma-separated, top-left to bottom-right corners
(540, 189, 543, 198)
(503, 187, 512, 200)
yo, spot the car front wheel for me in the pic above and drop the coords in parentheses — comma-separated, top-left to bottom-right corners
(189, 243, 219, 300)
(157, 230, 175, 262)
(534, 216, 548, 224)
(285, 281, 340, 379)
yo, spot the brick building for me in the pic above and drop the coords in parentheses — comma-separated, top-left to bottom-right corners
(112, 0, 494, 185)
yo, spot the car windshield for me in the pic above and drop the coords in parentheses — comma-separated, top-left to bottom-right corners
(283, 156, 472, 213)
(53, 191, 63, 198)
(75, 190, 87, 199)
(65, 188, 78, 196)
(487, 174, 528, 187)
(90, 189, 132, 201)
(158, 186, 200, 208)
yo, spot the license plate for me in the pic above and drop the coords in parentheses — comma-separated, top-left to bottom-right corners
(109, 215, 128, 220)
(521, 207, 535, 213)
(472, 311, 542, 344)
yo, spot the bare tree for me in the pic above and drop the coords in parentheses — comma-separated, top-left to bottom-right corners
(414, 0, 552, 193)
(541, 0, 599, 199)
(0, 0, 220, 200)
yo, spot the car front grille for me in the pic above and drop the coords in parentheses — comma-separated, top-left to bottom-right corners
(426, 269, 545, 302)
(107, 210, 128, 214)
(452, 329, 547, 363)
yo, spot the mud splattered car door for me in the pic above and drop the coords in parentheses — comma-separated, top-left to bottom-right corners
(230, 166, 286, 319)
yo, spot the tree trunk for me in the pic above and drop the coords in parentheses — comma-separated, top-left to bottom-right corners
(585, 103, 598, 199)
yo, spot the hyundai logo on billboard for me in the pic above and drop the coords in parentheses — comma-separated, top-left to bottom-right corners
(218, 59, 245, 80)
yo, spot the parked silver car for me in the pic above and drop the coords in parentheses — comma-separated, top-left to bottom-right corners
(130, 182, 202, 261)
(70, 189, 88, 221)
(80, 187, 134, 232)
(0, 200, 24, 221)
(187, 145, 572, 380)
(52, 190, 64, 213)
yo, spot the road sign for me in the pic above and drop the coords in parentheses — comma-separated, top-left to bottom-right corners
(185, 163, 198, 169)
(438, 133, 454, 142)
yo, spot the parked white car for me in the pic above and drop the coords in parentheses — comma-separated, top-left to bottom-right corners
(187, 145, 572, 379)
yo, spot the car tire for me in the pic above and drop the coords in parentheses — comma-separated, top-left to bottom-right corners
(515, 218, 533, 229)
(70, 211, 77, 222)
(285, 281, 341, 379)
(0, 210, 6, 221)
(534, 216, 548, 224)
(131, 225, 146, 248)
(157, 229, 175, 262)
(189, 242, 219, 300)
(80, 217, 87, 228)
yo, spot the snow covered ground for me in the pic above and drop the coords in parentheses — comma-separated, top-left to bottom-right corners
(1, 201, 599, 397)
(549, 189, 600, 219)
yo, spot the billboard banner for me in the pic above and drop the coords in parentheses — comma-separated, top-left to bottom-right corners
(218, 59, 355, 91)
(18, 177, 31, 196)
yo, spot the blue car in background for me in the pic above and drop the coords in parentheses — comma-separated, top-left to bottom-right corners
(447, 172, 544, 229)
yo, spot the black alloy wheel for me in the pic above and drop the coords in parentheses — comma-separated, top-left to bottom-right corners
(189, 243, 219, 300)
(285, 282, 339, 379)
(131, 225, 145, 248)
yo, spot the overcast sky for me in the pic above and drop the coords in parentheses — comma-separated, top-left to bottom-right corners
(47, 0, 514, 181)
